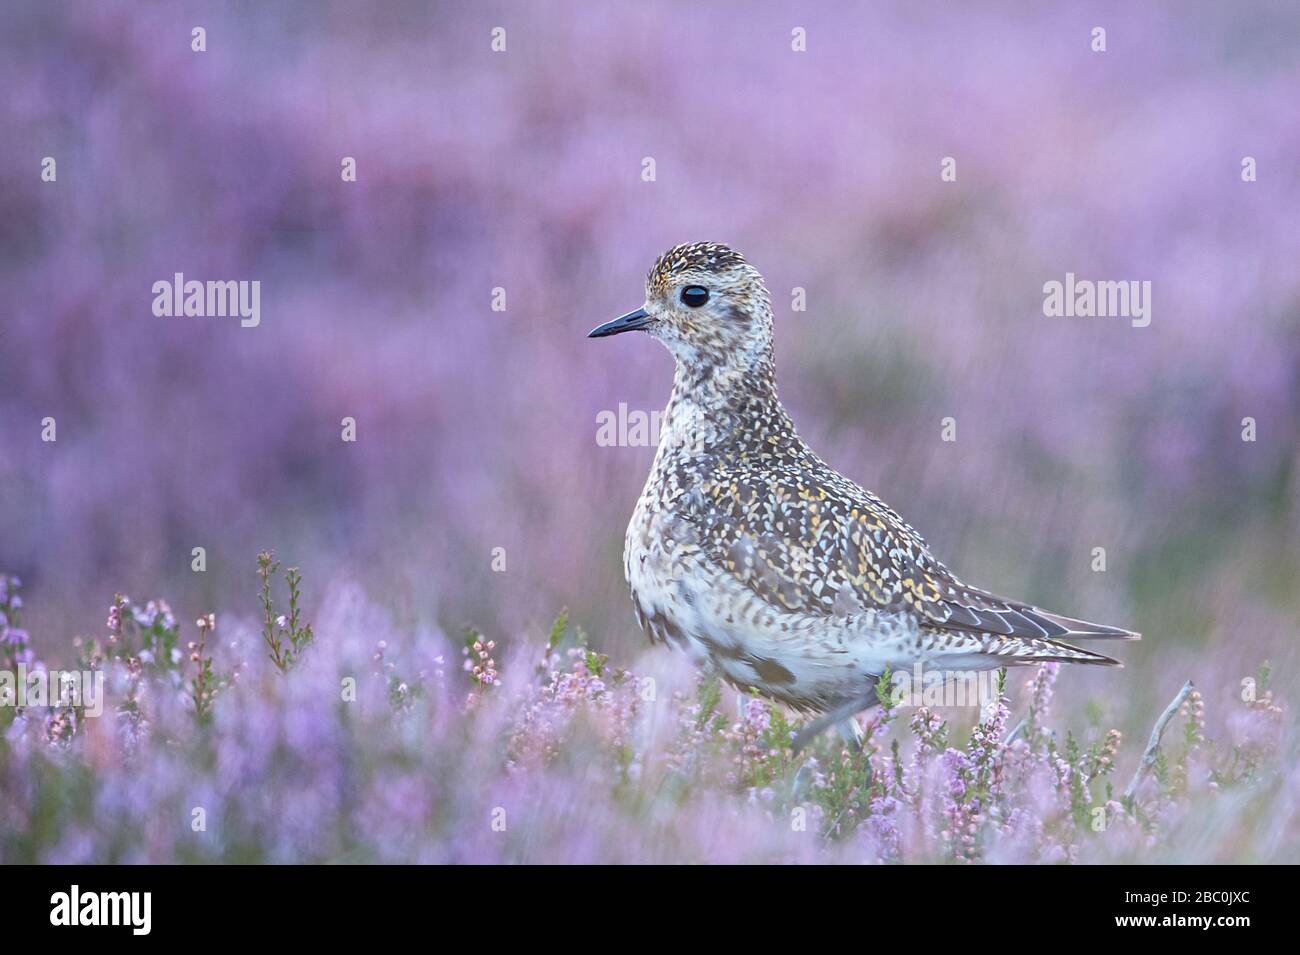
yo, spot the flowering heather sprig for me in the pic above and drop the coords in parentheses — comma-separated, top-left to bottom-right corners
(1061, 733, 1094, 830)
(665, 676, 725, 782)
(106, 595, 124, 649)
(812, 672, 900, 831)
(909, 707, 946, 757)
(1204, 666, 1285, 796)
(1235, 662, 1285, 764)
(814, 732, 876, 839)
(257, 552, 315, 673)
(372, 640, 423, 711)
(462, 627, 498, 692)
(44, 671, 80, 746)
(0, 575, 33, 674)
(188, 614, 218, 721)
(935, 688, 1012, 862)
(900, 706, 946, 842)
(508, 646, 640, 771)
(1088, 728, 1123, 780)
(729, 695, 792, 791)
(98, 606, 147, 744)
(1015, 662, 1059, 747)
(98, 594, 180, 670)
(865, 750, 905, 861)
(943, 748, 984, 861)
(1180, 688, 1206, 751)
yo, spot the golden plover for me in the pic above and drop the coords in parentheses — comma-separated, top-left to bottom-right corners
(589, 242, 1138, 747)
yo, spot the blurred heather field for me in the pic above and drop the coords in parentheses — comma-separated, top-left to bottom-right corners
(1, 1, 1298, 863)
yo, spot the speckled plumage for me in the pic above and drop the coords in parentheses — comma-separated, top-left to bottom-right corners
(597, 242, 1138, 716)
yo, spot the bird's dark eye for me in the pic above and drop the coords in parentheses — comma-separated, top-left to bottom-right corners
(680, 286, 709, 308)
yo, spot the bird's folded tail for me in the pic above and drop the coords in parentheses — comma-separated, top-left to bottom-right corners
(1033, 608, 1140, 641)
(936, 581, 1141, 644)
(977, 632, 1124, 667)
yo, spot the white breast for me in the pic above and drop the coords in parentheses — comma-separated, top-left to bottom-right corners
(625, 500, 922, 708)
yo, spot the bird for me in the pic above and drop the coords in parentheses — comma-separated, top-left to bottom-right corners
(588, 242, 1139, 750)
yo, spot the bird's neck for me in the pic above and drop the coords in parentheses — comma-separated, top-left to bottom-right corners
(662, 350, 799, 456)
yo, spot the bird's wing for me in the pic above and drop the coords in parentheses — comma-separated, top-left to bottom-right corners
(687, 464, 1139, 644)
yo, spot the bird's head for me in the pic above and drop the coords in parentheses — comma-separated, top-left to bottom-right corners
(589, 242, 774, 377)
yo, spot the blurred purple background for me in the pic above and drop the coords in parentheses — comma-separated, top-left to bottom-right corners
(2, 0, 1298, 709)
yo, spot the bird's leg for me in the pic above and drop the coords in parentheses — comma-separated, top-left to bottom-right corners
(837, 716, 865, 751)
(792, 692, 880, 755)
(791, 710, 866, 802)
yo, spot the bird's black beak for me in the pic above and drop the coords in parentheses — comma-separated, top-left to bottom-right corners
(588, 307, 651, 338)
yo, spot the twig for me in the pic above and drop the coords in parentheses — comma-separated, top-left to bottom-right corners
(1124, 679, 1195, 803)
